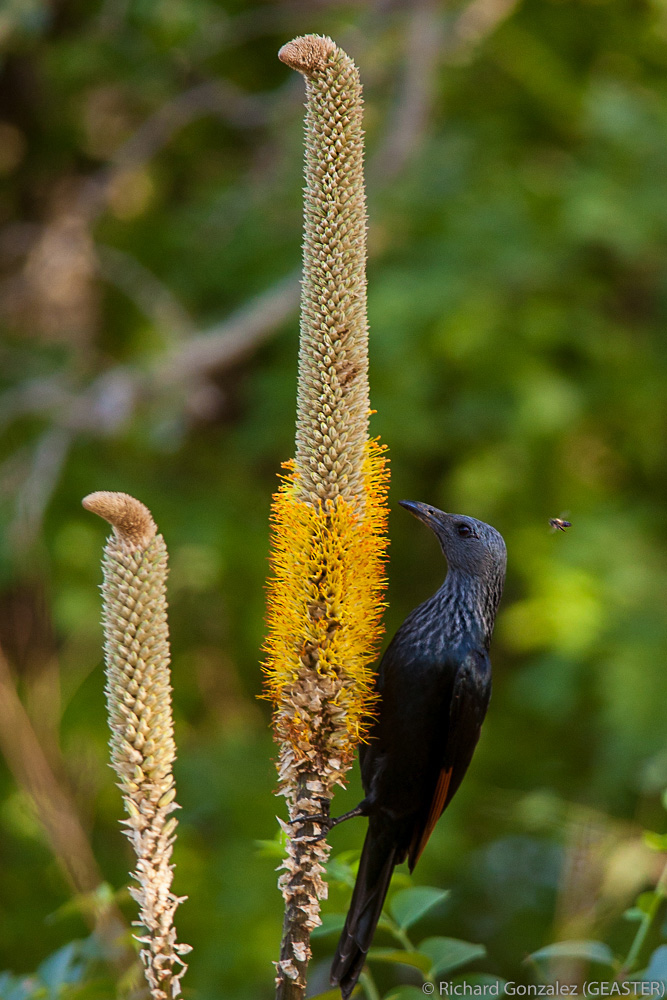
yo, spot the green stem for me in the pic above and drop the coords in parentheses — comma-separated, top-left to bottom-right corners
(378, 914, 414, 953)
(360, 969, 382, 1000)
(622, 858, 667, 974)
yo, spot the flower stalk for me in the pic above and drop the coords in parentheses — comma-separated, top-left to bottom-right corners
(264, 35, 389, 999)
(83, 491, 190, 1000)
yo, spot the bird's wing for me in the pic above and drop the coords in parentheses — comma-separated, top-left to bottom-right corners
(408, 764, 453, 867)
(408, 648, 491, 870)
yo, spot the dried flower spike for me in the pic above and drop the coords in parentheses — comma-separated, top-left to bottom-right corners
(264, 35, 389, 999)
(83, 491, 190, 1000)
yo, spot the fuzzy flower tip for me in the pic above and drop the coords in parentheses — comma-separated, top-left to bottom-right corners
(287, 34, 370, 511)
(83, 491, 191, 1000)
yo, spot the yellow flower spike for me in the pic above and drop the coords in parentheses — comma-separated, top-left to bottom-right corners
(264, 34, 389, 1000)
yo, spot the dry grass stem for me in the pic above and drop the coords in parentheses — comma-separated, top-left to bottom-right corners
(0, 642, 131, 966)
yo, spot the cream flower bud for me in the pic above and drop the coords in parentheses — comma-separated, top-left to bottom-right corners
(84, 492, 188, 1000)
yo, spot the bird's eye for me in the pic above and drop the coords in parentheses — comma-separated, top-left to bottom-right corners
(456, 523, 473, 538)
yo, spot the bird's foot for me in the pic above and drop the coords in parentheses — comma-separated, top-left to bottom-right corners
(294, 812, 330, 826)
(290, 812, 331, 843)
(290, 804, 366, 842)
(292, 830, 329, 844)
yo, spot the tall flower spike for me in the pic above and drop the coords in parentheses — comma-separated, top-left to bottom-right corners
(83, 491, 191, 1000)
(264, 36, 389, 999)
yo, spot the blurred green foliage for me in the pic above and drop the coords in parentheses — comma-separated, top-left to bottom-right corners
(1, 0, 667, 997)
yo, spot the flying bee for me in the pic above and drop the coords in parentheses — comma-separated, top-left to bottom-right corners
(549, 517, 572, 532)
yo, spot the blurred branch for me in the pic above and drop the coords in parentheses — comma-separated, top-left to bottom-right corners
(112, 78, 269, 162)
(0, 642, 132, 966)
(77, 79, 272, 222)
(447, 0, 521, 62)
(370, 0, 519, 183)
(10, 427, 72, 553)
(0, 271, 299, 550)
(157, 270, 300, 384)
(0, 271, 299, 433)
(0, 375, 74, 430)
(97, 244, 196, 345)
(370, 0, 445, 182)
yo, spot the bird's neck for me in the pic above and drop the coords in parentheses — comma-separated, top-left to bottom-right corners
(433, 567, 504, 651)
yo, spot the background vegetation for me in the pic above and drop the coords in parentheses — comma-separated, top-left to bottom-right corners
(1, 0, 667, 997)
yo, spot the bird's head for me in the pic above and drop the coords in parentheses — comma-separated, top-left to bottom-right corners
(399, 500, 507, 580)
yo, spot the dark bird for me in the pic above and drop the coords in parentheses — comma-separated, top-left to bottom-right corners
(549, 518, 572, 532)
(324, 501, 507, 999)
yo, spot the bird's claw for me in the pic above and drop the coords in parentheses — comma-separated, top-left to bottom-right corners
(287, 803, 365, 843)
(291, 829, 329, 844)
(295, 811, 329, 825)
(289, 812, 331, 843)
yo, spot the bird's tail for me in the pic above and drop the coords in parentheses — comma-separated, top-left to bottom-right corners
(330, 819, 397, 999)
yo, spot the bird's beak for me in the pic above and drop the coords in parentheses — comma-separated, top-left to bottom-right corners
(399, 500, 445, 530)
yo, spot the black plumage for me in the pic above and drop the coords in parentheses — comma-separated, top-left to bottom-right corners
(329, 500, 507, 998)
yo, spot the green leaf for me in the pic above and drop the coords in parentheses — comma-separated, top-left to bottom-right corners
(46, 884, 116, 925)
(383, 989, 429, 1000)
(636, 892, 659, 915)
(37, 944, 84, 996)
(528, 941, 615, 967)
(0, 973, 42, 1000)
(306, 990, 343, 1000)
(311, 913, 348, 939)
(419, 937, 486, 977)
(61, 978, 119, 1000)
(452, 973, 507, 995)
(390, 887, 449, 929)
(326, 852, 361, 888)
(643, 831, 667, 852)
(367, 948, 432, 973)
(254, 838, 286, 859)
(328, 850, 363, 870)
(644, 945, 667, 983)
(388, 872, 414, 894)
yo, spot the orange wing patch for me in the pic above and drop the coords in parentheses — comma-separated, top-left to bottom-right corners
(409, 766, 453, 870)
